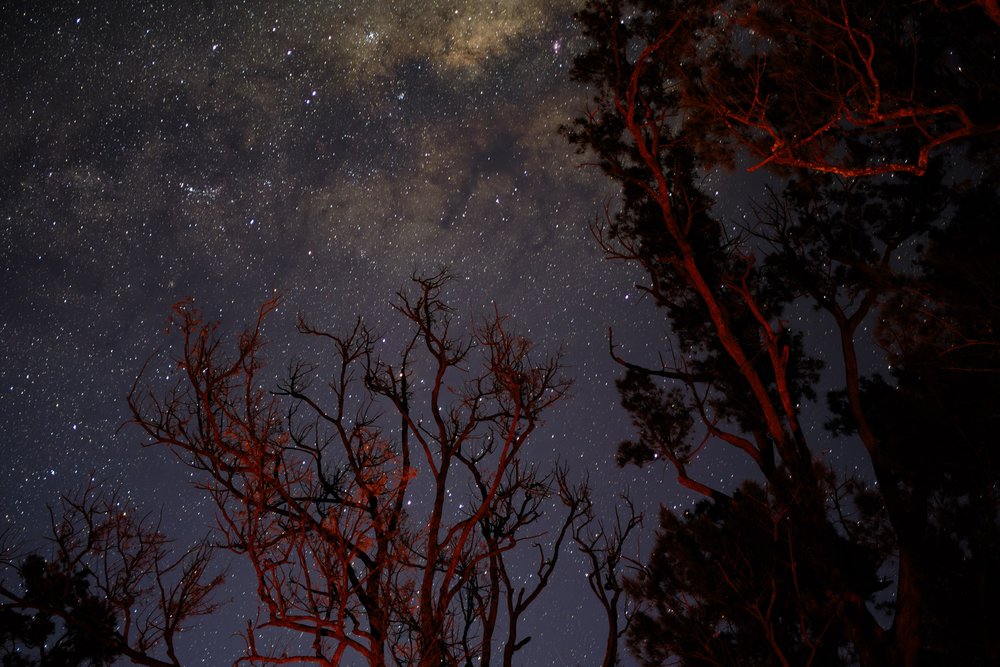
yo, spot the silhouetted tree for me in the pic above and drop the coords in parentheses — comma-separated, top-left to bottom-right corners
(0, 486, 223, 667)
(129, 272, 581, 666)
(566, 1, 1000, 665)
(568, 481, 643, 667)
(0, 553, 119, 667)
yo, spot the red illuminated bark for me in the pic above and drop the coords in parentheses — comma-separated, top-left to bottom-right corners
(567, 1, 1000, 664)
(129, 273, 577, 666)
(589, 0, 1000, 178)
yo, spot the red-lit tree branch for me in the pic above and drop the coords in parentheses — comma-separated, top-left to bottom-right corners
(129, 272, 576, 666)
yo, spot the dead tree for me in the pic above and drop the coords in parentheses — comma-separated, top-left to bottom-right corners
(0, 484, 223, 667)
(129, 272, 574, 666)
(567, 481, 642, 667)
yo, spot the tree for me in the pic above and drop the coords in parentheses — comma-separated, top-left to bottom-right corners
(568, 482, 643, 667)
(566, 1, 1000, 665)
(626, 483, 865, 667)
(1, 552, 120, 667)
(569, 0, 999, 178)
(129, 272, 581, 666)
(0, 485, 223, 667)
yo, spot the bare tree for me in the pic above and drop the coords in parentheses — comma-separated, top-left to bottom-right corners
(0, 484, 224, 667)
(128, 272, 576, 666)
(567, 480, 642, 667)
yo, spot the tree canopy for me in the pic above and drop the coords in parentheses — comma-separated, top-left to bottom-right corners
(566, 0, 1000, 664)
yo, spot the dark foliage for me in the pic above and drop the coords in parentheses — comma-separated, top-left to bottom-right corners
(0, 488, 223, 667)
(566, 0, 1000, 664)
(0, 555, 119, 667)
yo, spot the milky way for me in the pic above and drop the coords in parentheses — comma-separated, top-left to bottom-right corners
(0, 2, 735, 664)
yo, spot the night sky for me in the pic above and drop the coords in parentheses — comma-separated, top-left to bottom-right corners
(0, 2, 828, 664)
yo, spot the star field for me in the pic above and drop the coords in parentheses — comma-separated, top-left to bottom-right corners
(0, 2, 728, 664)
